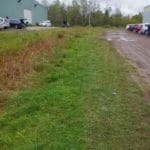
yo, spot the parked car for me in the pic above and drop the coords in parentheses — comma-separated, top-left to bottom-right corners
(139, 23, 150, 34)
(62, 20, 70, 27)
(132, 24, 138, 32)
(126, 24, 133, 30)
(9, 19, 22, 29)
(20, 18, 32, 26)
(0, 17, 9, 29)
(134, 24, 142, 33)
(127, 24, 137, 32)
(39, 20, 51, 27)
(144, 24, 150, 36)
(0, 18, 4, 30)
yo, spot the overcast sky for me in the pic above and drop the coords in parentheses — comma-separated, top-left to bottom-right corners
(37, 0, 150, 16)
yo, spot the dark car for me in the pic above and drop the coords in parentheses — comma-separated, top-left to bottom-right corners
(9, 19, 22, 29)
(128, 24, 137, 32)
(144, 25, 150, 36)
(126, 24, 133, 30)
(62, 20, 70, 27)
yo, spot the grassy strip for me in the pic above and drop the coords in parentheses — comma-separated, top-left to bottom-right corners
(0, 27, 149, 150)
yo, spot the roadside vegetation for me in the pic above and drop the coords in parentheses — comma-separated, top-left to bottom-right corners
(0, 27, 149, 149)
(47, 0, 142, 27)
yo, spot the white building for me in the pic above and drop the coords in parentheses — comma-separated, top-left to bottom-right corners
(143, 5, 150, 23)
(0, 0, 48, 25)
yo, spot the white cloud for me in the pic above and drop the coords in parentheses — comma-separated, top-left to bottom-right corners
(102, 0, 150, 15)
(37, 0, 150, 16)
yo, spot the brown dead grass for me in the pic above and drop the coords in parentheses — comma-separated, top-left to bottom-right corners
(0, 36, 64, 91)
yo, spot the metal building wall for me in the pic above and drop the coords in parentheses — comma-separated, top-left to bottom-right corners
(0, 0, 48, 24)
(143, 5, 150, 23)
(32, 4, 48, 24)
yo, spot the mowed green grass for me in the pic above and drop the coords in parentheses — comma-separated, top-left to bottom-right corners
(0, 27, 149, 150)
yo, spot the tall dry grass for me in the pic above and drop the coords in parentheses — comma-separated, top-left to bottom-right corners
(0, 37, 64, 91)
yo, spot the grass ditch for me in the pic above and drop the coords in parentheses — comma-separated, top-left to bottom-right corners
(0, 27, 149, 150)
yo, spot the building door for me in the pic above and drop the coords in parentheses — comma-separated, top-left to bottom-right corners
(24, 9, 32, 23)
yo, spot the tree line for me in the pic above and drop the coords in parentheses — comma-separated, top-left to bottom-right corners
(44, 0, 142, 27)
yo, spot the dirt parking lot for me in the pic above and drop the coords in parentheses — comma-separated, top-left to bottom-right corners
(106, 30, 150, 91)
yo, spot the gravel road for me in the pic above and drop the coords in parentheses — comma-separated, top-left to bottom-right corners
(106, 30, 150, 90)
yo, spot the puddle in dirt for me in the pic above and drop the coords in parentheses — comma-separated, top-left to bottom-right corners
(118, 36, 136, 42)
(107, 37, 136, 42)
(107, 33, 136, 42)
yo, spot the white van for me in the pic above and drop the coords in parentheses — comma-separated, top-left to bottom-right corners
(139, 23, 150, 34)
(0, 17, 9, 29)
(0, 18, 4, 29)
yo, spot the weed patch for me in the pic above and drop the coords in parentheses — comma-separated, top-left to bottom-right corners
(0, 35, 64, 91)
